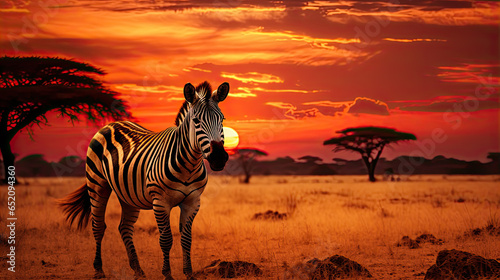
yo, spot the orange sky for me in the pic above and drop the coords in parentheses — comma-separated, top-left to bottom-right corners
(1, 0, 499, 163)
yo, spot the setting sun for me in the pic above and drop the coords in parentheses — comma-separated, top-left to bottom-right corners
(223, 126, 239, 149)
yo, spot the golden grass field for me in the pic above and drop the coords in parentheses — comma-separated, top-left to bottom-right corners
(1, 175, 500, 280)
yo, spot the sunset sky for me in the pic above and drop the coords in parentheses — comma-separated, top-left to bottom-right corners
(1, 0, 499, 163)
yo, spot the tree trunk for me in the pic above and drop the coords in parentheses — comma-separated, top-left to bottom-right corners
(368, 144, 385, 183)
(368, 164, 376, 182)
(240, 157, 252, 184)
(0, 137, 15, 184)
(243, 172, 251, 184)
(361, 155, 377, 182)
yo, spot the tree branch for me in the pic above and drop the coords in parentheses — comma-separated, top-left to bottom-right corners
(6, 106, 51, 141)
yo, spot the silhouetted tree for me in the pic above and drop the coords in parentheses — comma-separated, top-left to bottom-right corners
(298, 155, 323, 164)
(0, 56, 130, 183)
(487, 152, 500, 163)
(233, 148, 268, 183)
(324, 126, 416, 182)
(15, 154, 53, 177)
(486, 152, 500, 172)
(53, 155, 86, 177)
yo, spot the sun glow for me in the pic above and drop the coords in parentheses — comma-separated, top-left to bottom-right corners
(223, 127, 239, 150)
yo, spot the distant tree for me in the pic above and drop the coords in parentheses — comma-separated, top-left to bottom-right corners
(16, 154, 52, 177)
(0, 56, 131, 183)
(53, 155, 86, 177)
(298, 155, 323, 164)
(487, 152, 500, 162)
(486, 152, 500, 172)
(233, 148, 268, 184)
(324, 126, 416, 182)
(274, 156, 295, 164)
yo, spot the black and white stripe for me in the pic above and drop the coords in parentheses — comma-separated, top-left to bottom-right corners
(59, 81, 229, 280)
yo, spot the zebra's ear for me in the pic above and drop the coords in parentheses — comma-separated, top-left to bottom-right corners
(184, 83, 196, 103)
(213, 82, 229, 102)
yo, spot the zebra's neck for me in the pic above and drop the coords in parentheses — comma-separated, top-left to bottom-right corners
(173, 111, 204, 171)
(174, 101, 189, 127)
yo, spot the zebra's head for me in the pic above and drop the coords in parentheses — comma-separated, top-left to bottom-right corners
(184, 81, 229, 171)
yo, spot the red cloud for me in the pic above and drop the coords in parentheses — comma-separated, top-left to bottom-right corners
(346, 97, 390, 115)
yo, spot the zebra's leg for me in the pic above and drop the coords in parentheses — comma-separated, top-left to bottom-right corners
(153, 199, 174, 280)
(119, 202, 146, 279)
(179, 198, 200, 280)
(88, 180, 112, 279)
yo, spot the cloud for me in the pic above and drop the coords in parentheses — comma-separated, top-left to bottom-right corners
(183, 66, 212, 73)
(396, 96, 500, 112)
(437, 64, 500, 86)
(266, 97, 391, 119)
(229, 92, 257, 98)
(346, 97, 390, 115)
(221, 71, 284, 84)
(302, 100, 350, 107)
(383, 38, 447, 43)
(266, 100, 346, 119)
(115, 84, 182, 94)
(266, 102, 319, 119)
(319, 1, 498, 26)
(238, 87, 313, 94)
(243, 27, 361, 46)
(302, 100, 348, 116)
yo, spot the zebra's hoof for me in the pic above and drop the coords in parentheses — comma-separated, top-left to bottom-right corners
(164, 275, 175, 280)
(93, 270, 106, 279)
(186, 275, 196, 280)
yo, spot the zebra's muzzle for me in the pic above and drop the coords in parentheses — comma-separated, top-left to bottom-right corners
(207, 141, 228, 171)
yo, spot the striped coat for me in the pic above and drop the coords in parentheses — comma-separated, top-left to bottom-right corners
(59, 81, 229, 280)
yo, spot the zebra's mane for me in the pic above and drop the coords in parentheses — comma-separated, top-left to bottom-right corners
(174, 101, 189, 127)
(174, 81, 213, 127)
(195, 81, 212, 100)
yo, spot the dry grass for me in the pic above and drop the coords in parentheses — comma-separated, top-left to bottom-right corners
(0, 175, 499, 279)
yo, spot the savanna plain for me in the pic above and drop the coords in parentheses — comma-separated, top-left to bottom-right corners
(1, 175, 499, 280)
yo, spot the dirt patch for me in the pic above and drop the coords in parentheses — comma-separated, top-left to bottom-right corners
(397, 236, 420, 249)
(195, 260, 262, 278)
(465, 224, 500, 237)
(389, 197, 410, 204)
(41, 260, 57, 268)
(342, 201, 371, 210)
(252, 210, 287, 220)
(285, 255, 372, 279)
(308, 190, 331, 195)
(415, 233, 443, 245)
(397, 234, 443, 249)
(424, 249, 500, 280)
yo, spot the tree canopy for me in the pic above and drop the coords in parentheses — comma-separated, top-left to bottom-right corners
(0, 56, 131, 183)
(232, 147, 268, 184)
(0, 56, 130, 141)
(298, 155, 323, 164)
(324, 126, 416, 182)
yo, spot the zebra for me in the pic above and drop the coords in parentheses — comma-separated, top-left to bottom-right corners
(58, 81, 230, 280)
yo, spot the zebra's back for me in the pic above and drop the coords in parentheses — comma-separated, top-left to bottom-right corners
(86, 121, 174, 209)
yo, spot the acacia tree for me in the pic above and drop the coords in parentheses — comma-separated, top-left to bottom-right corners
(324, 126, 416, 182)
(233, 148, 268, 183)
(298, 155, 323, 164)
(0, 56, 130, 183)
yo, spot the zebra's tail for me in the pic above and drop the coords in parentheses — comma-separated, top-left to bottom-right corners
(58, 183, 91, 230)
